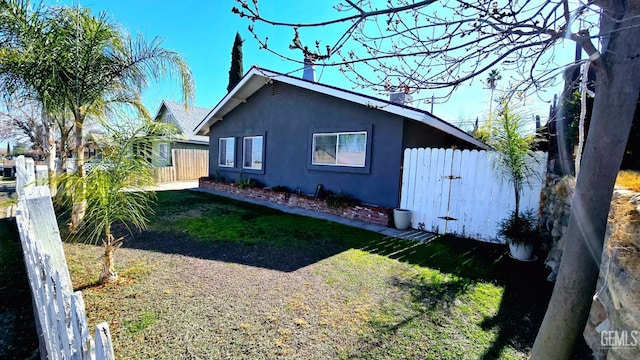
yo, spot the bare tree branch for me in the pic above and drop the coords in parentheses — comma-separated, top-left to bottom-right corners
(234, 0, 615, 102)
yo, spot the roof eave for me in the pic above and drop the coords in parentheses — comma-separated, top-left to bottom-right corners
(195, 67, 269, 135)
(195, 67, 486, 149)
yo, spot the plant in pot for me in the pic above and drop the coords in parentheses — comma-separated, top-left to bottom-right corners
(484, 100, 542, 260)
(497, 209, 540, 261)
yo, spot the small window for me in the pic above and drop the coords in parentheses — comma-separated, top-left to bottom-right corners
(312, 131, 366, 167)
(218, 137, 235, 167)
(243, 136, 263, 170)
(158, 143, 170, 163)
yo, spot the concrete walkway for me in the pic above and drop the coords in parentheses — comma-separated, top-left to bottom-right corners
(151, 180, 199, 191)
(192, 186, 436, 241)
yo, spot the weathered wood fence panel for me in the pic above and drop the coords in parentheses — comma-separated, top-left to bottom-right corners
(153, 165, 176, 183)
(14, 156, 114, 360)
(400, 148, 547, 242)
(154, 148, 208, 183)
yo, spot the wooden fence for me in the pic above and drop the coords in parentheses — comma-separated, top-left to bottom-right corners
(14, 156, 115, 360)
(154, 148, 208, 183)
(400, 148, 547, 242)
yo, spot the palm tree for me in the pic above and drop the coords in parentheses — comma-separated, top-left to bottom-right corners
(486, 69, 502, 126)
(52, 7, 194, 229)
(489, 101, 538, 218)
(0, 0, 67, 179)
(0, 2, 194, 229)
(56, 120, 179, 284)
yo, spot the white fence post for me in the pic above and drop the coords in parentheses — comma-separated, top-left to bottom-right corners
(95, 323, 115, 359)
(35, 164, 49, 185)
(400, 147, 547, 242)
(14, 157, 115, 360)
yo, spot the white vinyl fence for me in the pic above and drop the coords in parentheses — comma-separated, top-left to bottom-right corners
(14, 156, 115, 360)
(400, 148, 547, 242)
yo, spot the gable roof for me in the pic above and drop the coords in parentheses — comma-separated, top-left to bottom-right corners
(194, 66, 487, 149)
(157, 100, 210, 144)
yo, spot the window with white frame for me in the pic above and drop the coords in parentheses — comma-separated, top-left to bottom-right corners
(243, 136, 263, 170)
(312, 131, 367, 167)
(158, 143, 170, 163)
(218, 137, 235, 167)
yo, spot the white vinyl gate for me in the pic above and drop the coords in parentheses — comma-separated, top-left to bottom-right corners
(399, 148, 547, 242)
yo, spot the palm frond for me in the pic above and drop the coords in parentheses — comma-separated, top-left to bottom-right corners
(486, 101, 541, 215)
(54, 118, 171, 245)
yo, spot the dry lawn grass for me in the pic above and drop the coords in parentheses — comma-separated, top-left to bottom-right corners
(607, 194, 640, 273)
(58, 191, 573, 359)
(3, 190, 593, 359)
(616, 170, 640, 192)
(67, 243, 523, 359)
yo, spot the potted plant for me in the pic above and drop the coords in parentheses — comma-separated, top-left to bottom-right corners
(482, 100, 541, 260)
(393, 208, 412, 230)
(497, 209, 540, 261)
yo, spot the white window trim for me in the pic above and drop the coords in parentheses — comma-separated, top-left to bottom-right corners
(243, 136, 263, 170)
(158, 143, 170, 162)
(218, 137, 235, 167)
(312, 131, 367, 168)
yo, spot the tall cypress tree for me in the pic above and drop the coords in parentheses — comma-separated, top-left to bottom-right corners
(227, 32, 244, 92)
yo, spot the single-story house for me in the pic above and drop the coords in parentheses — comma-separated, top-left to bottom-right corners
(194, 66, 487, 208)
(151, 100, 210, 167)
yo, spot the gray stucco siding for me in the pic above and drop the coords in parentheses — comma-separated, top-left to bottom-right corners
(209, 82, 405, 208)
(401, 118, 481, 150)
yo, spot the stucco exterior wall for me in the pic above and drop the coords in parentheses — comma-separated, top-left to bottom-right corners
(401, 117, 479, 149)
(208, 81, 474, 208)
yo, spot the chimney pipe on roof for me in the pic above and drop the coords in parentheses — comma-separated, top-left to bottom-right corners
(303, 56, 315, 82)
(390, 92, 413, 106)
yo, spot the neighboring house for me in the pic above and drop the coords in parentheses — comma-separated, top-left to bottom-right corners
(152, 100, 210, 167)
(84, 131, 109, 160)
(194, 67, 487, 208)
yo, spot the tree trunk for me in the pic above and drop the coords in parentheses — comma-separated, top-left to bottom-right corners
(531, 3, 640, 357)
(488, 88, 494, 128)
(45, 113, 56, 195)
(70, 110, 86, 231)
(99, 230, 120, 284)
(59, 123, 69, 172)
(575, 60, 590, 177)
(514, 179, 520, 217)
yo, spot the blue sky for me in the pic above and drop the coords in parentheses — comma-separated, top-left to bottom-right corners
(44, 0, 576, 131)
(49, 1, 349, 114)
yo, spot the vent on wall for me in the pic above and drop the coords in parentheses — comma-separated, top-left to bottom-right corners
(272, 81, 280, 96)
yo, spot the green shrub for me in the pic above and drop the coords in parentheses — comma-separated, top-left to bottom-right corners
(324, 191, 361, 209)
(497, 209, 541, 246)
(237, 178, 264, 189)
(271, 185, 290, 193)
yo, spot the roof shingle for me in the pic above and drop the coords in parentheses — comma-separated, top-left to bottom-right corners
(159, 100, 211, 143)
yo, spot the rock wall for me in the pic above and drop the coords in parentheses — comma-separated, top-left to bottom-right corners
(541, 177, 640, 359)
(540, 174, 575, 281)
(583, 191, 640, 360)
